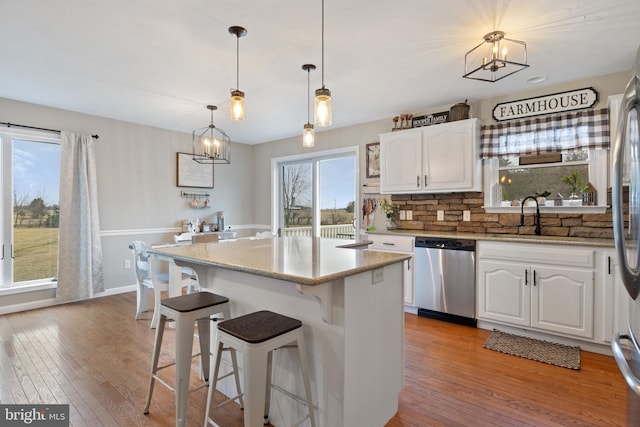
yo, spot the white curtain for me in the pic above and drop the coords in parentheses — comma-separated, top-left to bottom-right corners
(57, 132, 104, 301)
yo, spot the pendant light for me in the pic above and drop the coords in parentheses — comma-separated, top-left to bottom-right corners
(314, 0, 332, 126)
(192, 105, 231, 164)
(229, 26, 247, 120)
(463, 30, 528, 82)
(302, 64, 316, 147)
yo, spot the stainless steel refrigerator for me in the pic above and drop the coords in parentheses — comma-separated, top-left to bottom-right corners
(611, 44, 640, 424)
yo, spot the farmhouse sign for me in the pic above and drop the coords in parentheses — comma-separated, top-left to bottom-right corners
(492, 87, 598, 121)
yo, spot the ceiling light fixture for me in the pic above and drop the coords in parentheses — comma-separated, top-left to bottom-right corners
(314, 0, 332, 126)
(229, 26, 247, 121)
(302, 64, 317, 147)
(192, 105, 231, 164)
(463, 30, 529, 82)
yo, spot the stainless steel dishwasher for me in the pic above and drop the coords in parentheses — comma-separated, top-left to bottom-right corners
(414, 237, 476, 327)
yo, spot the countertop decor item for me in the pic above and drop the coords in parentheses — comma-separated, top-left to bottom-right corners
(463, 30, 529, 82)
(379, 198, 400, 229)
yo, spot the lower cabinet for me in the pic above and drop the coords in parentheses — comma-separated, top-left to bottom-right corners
(599, 249, 631, 343)
(366, 234, 414, 306)
(477, 241, 595, 339)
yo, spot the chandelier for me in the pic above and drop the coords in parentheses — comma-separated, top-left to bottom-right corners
(463, 31, 529, 82)
(192, 105, 231, 164)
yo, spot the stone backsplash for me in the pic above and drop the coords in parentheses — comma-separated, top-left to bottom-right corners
(390, 190, 618, 240)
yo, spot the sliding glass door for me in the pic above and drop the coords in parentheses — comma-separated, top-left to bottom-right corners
(1, 130, 61, 288)
(277, 149, 356, 238)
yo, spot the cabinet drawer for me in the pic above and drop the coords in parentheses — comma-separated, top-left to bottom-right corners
(367, 234, 414, 252)
(478, 241, 594, 268)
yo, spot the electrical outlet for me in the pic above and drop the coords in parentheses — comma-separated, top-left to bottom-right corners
(406, 210, 413, 220)
(463, 210, 471, 221)
(399, 210, 406, 220)
(124, 259, 131, 269)
(437, 210, 444, 221)
(372, 268, 384, 284)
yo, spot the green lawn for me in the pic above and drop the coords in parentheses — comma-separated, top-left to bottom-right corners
(13, 227, 59, 283)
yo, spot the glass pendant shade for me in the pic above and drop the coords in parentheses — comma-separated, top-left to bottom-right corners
(303, 123, 315, 147)
(192, 105, 231, 164)
(230, 89, 245, 121)
(314, 87, 332, 126)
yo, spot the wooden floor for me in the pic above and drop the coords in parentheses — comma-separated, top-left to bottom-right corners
(0, 292, 630, 426)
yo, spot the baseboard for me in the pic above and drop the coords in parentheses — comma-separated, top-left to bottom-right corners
(0, 284, 137, 315)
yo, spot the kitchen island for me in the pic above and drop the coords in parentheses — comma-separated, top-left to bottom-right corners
(148, 236, 410, 427)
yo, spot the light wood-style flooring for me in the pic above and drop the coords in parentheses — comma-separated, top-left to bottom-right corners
(0, 293, 630, 426)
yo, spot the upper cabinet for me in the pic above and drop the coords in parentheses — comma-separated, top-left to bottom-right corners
(379, 118, 482, 194)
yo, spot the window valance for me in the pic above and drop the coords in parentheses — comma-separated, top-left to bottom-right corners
(480, 108, 609, 159)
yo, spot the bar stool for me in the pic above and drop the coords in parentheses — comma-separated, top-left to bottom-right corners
(143, 291, 241, 427)
(205, 310, 316, 427)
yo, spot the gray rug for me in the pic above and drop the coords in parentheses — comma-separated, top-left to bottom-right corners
(483, 330, 581, 370)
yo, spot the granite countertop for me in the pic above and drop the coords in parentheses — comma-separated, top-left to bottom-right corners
(148, 236, 410, 286)
(365, 229, 615, 248)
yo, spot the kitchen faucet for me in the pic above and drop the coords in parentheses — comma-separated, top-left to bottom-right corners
(519, 196, 541, 236)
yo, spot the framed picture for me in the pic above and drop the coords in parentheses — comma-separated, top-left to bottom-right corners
(176, 152, 214, 188)
(366, 142, 380, 178)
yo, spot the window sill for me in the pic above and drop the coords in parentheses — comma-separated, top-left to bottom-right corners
(483, 205, 609, 214)
(0, 282, 57, 296)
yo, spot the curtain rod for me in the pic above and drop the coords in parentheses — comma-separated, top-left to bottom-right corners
(0, 121, 99, 139)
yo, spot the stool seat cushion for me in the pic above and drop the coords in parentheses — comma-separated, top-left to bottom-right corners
(217, 310, 302, 344)
(161, 291, 229, 312)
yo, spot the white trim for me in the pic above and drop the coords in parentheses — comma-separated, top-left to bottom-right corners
(100, 224, 266, 237)
(483, 205, 609, 214)
(0, 282, 56, 296)
(0, 284, 137, 315)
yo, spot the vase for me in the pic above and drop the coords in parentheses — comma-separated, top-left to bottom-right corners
(385, 216, 397, 230)
(569, 193, 582, 206)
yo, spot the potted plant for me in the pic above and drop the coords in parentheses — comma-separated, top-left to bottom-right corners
(561, 171, 588, 205)
(379, 198, 400, 229)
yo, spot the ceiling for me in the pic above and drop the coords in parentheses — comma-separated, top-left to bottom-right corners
(1, 0, 639, 145)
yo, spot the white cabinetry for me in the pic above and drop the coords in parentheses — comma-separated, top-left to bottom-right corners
(366, 234, 414, 306)
(477, 241, 595, 339)
(598, 248, 631, 343)
(379, 118, 482, 194)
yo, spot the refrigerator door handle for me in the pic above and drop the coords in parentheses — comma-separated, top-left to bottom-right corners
(612, 333, 640, 396)
(612, 68, 640, 300)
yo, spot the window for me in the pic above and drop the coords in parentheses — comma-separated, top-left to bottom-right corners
(273, 147, 357, 238)
(482, 109, 609, 211)
(1, 129, 61, 289)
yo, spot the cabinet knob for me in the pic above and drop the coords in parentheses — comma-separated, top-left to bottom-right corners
(416, 175, 420, 187)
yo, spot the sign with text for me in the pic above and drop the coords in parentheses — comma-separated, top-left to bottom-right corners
(492, 87, 598, 121)
(412, 111, 449, 127)
(0, 405, 69, 426)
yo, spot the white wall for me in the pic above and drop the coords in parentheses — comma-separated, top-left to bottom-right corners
(0, 97, 254, 305)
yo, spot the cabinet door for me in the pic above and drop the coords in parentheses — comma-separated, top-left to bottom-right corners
(603, 252, 632, 343)
(423, 119, 480, 192)
(379, 129, 422, 193)
(531, 265, 594, 338)
(477, 260, 529, 326)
